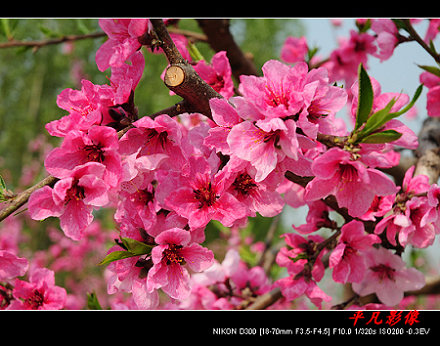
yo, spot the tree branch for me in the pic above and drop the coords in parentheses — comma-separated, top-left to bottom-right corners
(401, 19, 440, 65)
(196, 19, 260, 81)
(245, 287, 282, 310)
(414, 117, 440, 184)
(0, 32, 106, 52)
(0, 175, 58, 222)
(150, 19, 223, 120)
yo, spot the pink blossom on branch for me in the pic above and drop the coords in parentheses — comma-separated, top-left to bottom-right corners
(274, 233, 331, 308)
(193, 51, 234, 99)
(239, 60, 308, 118)
(163, 156, 248, 229)
(371, 19, 399, 62)
(28, 162, 110, 241)
(304, 147, 399, 218)
(96, 19, 150, 72)
(329, 220, 380, 284)
(147, 228, 214, 300)
(420, 71, 440, 117)
(280, 36, 308, 64)
(7, 268, 66, 310)
(0, 250, 29, 281)
(352, 247, 425, 306)
(44, 125, 122, 188)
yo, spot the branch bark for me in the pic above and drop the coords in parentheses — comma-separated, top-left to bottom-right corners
(245, 287, 282, 310)
(0, 32, 106, 52)
(0, 175, 58, 222)
(414, 117, 440, 184)
(150, 19, 223, 120)
(196, 19, 260, 81)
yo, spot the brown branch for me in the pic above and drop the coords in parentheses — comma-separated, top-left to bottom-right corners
(245, 287, 282, 310)
(150, 19, 223, 120)
(401, 19, 440, 65)
(406, 275, 440, 296)
(414, 117, 440, 184)
(0, 32, 106, 52)
(167, 27, 208, 43)
(0, 175, 58, 222)
(196, 19, 260, 81)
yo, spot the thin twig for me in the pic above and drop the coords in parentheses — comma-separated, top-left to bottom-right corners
(0, 32, 106, 51)
(245, 287, 283, 310)
(401, 19, 440, 64)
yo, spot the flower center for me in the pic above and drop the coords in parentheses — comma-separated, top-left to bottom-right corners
(370, 264, 396, 282)
(162, 244, 185, 265)
(146, 129, 169, 150)
(233, 173, 258, 196)
(342, 245, 358, 259)
(208, 74, 225, 92)
(338, 164, 359, 183)
(64, 179, 85, 205)
(82, 144, 105, 163)
(264, 83, 290, 109)
(130, 189, 154, 205)
(26, 290, 45, 309)
(194, 181, 218, 209)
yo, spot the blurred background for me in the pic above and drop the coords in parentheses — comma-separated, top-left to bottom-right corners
(1, 19, 439, 309)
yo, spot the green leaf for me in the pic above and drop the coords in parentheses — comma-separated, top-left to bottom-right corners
(417, 64, 440, 78)
(38, 24, 61, 38)
(98, 238, 153, 266)
(360, 130, 403, 144)
(187, 42, 205, 62)
(1, 19, 13, 40)
(292, 253, 308, 263)
(355, 63, 374, 131)
(356, 97, 397, 141)
(385, 84, 423, 118)
(0, 175, 5, 191)
(87, 292, 103, 310)
(97, 250, 139, 266)
(75, 19, 91, 35)
(355, 84, 423, 143)
(121, 237, 154, 256)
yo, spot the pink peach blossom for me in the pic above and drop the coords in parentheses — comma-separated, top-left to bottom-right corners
(304, 147, 399, 217)
(7, 268, 66, 310)
(352, 247, 425, 306)
(28, 162, 109, 241)
(329, 220, 380, 284)
(147, 228, 214, 300)
(96, 19, 150, 72)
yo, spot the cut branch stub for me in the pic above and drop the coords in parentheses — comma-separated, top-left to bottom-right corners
(164, 66, 185, 87)
(161, 62, 222, 119)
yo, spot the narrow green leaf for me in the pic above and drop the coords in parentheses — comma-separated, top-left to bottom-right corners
(1, 19, 13, 40)
(121, 237, 154, 256)
(37, 24, 61, 38)
(429, 39, 438, 56)
(356, 97, 397, 142)
(75, 19, 91, 35)
(187, 42, 205, 62)
(0, 175, 5, 191)
(385, 84, 423, 118)
(355, 63, 374, 131)
(360, 130, 403, 144)
(97, 250, 138, 266)
(355, 84, 423, 144)
(292, 253, 308, 263)
(87, 292, 103, 310)
(417, 64, 440, 78)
